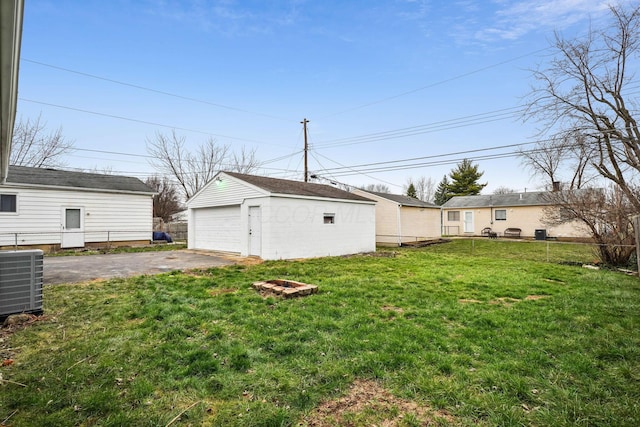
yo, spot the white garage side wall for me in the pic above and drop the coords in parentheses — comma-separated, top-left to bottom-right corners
(0, 185, 153, 246)
(251, 197, 376, 260)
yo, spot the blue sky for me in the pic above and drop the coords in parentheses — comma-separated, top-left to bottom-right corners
(16, 0, 628, 194)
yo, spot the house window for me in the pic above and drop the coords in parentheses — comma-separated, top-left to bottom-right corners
(495, 209, 507, 221)
(447, 211, 460, 221)
(323, 213, 335, 224)
(0, 194, 16, 213)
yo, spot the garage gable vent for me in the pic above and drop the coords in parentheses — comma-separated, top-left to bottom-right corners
(0, 250, 44, 320)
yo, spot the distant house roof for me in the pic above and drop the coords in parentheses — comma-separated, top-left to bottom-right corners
(223, 171, 374, 203)
(4, 165, 154, 194)
(359, 190, 438, 208)
(442, 191, 550, 208)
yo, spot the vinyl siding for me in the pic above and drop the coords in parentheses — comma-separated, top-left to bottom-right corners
(351, 189, 440, 245)
(187, 176, 263, 208)
(0, 185, 152, 246)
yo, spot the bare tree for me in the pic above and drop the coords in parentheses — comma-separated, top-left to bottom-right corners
(524, 4, 640, 209)
(520, 132, 597, 190)
(145, 175, 183, 222)
(361, 183, 391, 193)
(147, 130, 258, 199)
(230, 146, 259, 174)
(404, 176, 436, 202)
(493, 186, 517, 195)
(543, 186, 637, 266)
(10, 114, 74, 167)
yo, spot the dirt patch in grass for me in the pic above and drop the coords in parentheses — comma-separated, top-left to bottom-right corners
(460, 295, 549, 306)
(1, 314, 48, 361)
(524, 295, 548, 301)
(381, 306, 404, 313)
(303, 379, 454, 426)
(209, 288, 238, 296)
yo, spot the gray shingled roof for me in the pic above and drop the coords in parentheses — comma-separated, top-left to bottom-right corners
(5, 165, 154, 193)
(364, 190, 438, 208)
(224, 171, 374, 203)
(442, 191, 550, 208)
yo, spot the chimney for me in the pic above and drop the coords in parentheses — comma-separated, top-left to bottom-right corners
(552, 181, 561, 192)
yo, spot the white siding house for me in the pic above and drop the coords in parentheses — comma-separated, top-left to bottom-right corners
(187, 172, 376, 260)
(0, 166, 155, 249)
(352, 189, 441, 245)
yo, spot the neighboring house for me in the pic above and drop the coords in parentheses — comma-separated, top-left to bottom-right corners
(352, 189, 441, 246)
(187, 171, 376, 260)
(441, 191, 591, 240)
(0, 165, 155, 250)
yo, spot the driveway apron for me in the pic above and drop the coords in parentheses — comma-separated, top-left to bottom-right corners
(44, 250, 236, 285)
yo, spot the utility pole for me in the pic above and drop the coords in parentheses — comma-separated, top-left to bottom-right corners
(301, 118, 309, 182)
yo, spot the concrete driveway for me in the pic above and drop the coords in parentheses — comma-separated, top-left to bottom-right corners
(44, 250, 241, 285)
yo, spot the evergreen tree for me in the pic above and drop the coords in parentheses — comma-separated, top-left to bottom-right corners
(448, 159, 487, 196)
(434, 175, 452, 205)
(406, 183, 417, 198)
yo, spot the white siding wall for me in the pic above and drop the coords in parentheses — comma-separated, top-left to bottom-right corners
(187, 175, 263, 208)
(254, 197, 376, 260)
(0, 186, 153, 246)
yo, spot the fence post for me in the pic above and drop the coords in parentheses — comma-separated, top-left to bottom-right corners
(634, 216, 640, 278)
(547, 241, 550, 263)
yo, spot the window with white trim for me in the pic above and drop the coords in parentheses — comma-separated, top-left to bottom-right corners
(495, 209, 507, 221)
(447, 211, 460, 221)
(0, 194, 16, 213)
(323, 213, 335, 224)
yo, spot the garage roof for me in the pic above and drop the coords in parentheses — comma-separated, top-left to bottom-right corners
(5, 165, 155, 194)
(224, 171, 374, 202)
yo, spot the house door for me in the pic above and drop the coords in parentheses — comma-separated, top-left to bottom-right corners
(61, 207, 85, 248)
(463, 211, 474, 233)
(248, 206, 261, 256)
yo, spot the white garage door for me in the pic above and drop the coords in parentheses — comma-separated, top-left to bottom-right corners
(192, 205, 241, 252)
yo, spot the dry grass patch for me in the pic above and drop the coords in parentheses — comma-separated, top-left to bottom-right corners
(302, 379, 454, 426)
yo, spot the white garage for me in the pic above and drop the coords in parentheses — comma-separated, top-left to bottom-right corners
(187, 171, 376, 260)
(191, 205, 241, 252)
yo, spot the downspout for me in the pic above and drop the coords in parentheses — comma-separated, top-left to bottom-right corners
(397, 203, 402, 247)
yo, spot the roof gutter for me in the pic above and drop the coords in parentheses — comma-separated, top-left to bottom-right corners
(0, 0, 24, 184)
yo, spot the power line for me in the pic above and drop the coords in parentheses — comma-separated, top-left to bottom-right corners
(313, 107, 525, 149)
(322, 48, 550, 118)
(21, 58, 297, 123)
(19, 98, 287, 146)
(318, 140, 541, 173)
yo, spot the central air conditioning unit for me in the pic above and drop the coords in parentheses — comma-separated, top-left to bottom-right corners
(0, 250, 44, 321)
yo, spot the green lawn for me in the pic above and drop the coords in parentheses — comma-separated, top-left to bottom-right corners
(1, 240, 639, 426)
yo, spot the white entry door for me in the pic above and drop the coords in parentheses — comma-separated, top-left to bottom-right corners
(248, 206, 262, 256)
(463, 211, 474, 233)
(61, 207, 85, 248)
